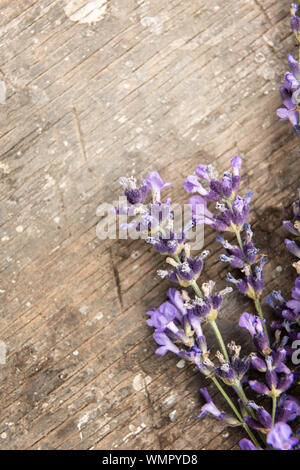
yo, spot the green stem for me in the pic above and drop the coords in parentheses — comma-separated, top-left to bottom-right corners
(235, 382, 256, 419)
(211, 377, 261, 448)
(172, 253, 180, 263)
(191, 280, 203, 298)
(235, 229, 244, 254)
(272, 396, 277, 426)
(210, 320, 229, 361)
(234, 382, 266, 446)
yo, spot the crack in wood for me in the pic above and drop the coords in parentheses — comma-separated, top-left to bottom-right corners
(109, 247, 123, 309)
(72, 105, 88, 165)
(143, 373, 163, 450)
(253, 0, 272, 26)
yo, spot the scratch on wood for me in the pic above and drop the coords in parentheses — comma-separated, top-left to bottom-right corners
(57, 184, 72, 238)
(253, 0, 272, 26)
(109, 247, 123, 308)
(72, 106, 88, 164)
(143, 375, 163, 450)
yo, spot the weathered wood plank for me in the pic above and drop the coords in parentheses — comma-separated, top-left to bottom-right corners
(0, 0, 298, 450)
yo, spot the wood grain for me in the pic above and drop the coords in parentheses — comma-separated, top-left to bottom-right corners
(0, 0, 298, 449)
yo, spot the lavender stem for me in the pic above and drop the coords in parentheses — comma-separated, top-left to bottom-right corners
(211, 377, 261, 448)
(210, 320, 229, 361)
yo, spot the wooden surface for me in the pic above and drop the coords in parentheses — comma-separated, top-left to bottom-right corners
(0, 0, 298, 450)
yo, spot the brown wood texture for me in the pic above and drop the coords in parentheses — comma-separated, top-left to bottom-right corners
(0, 0, 298, 450)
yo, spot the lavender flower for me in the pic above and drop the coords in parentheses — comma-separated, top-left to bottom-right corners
(239, 312, 294, 399)
(240, 422, 299, 450)
(239, 313, 270, 355)
(266, 281, 300, 357)
(158, 248, 208, 288)
(239, 438, 259, 450)
(198, 388, 240, 426)
(283, 188, 300, 271)
(226, 257, 267, 301)
(277, 4, 300, 137)
(185, 158, 267, 304)
(267, 422, 299, 450)
(116, 173, 173, 236)
(291, 3, 300, 34)
(146, 288, 204, 358)
(184, 282, 232, 322)
(214, 341, 250, 387)
(119, 176, 148, 205)
(184, 156, 242, 202)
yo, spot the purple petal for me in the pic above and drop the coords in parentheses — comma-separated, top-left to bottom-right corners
(285, 239, 300, 258)
(145, 171, 171, 192)
(231, 155, 242, 175)
(239, 438, 258, 450)
(277, 108, 289, 120)
(267, 423, 298, 450)
(288, 54, 300, 80)
(184, 175, 208, 195)
(249, 380, 269, 395)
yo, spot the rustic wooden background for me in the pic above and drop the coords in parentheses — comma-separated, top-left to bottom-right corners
(0, 0, 298, 450)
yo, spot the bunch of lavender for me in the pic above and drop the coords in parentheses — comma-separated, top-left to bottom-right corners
(110, 6, 300, 450)
(116, 170, 265, 448)
(183, 157, 300, 449)
(113, 157, 300, 449)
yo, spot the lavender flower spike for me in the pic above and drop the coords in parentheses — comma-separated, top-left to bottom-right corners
(277, 6, 300, 136)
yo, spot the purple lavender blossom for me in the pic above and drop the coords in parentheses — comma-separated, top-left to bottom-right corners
(119, 176, 148, 205)
(291, 3, 300, 33)
(184, 282, 232, 322)
(266, 281, 300, 356)
(184, 156, 242, 202)
(249, 372, 294, 398)
(188, 193, 251, 233)
(267, 423, 299, 450)
(116, 172, 174, 239)
(277, 54, 300, 136)
(244, 402, 272, 433)
(157, 249, 209, 287)
(227, 257, 267, 300)
(283, 188, 300, 266)
(198, 388, 240, 426)
(145, 171, 171, 201)
(147, 288, 205, 361)
(146, 230, 185, 255)
(285, 239, 300, 258)
(239, 313, 270, 355)
(239, 439, 259, 450)
(217, 224, 259, 268)
(276, 394, 300, 423)
(244, 396, 300, 436)
(214, 341, 250, 386)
